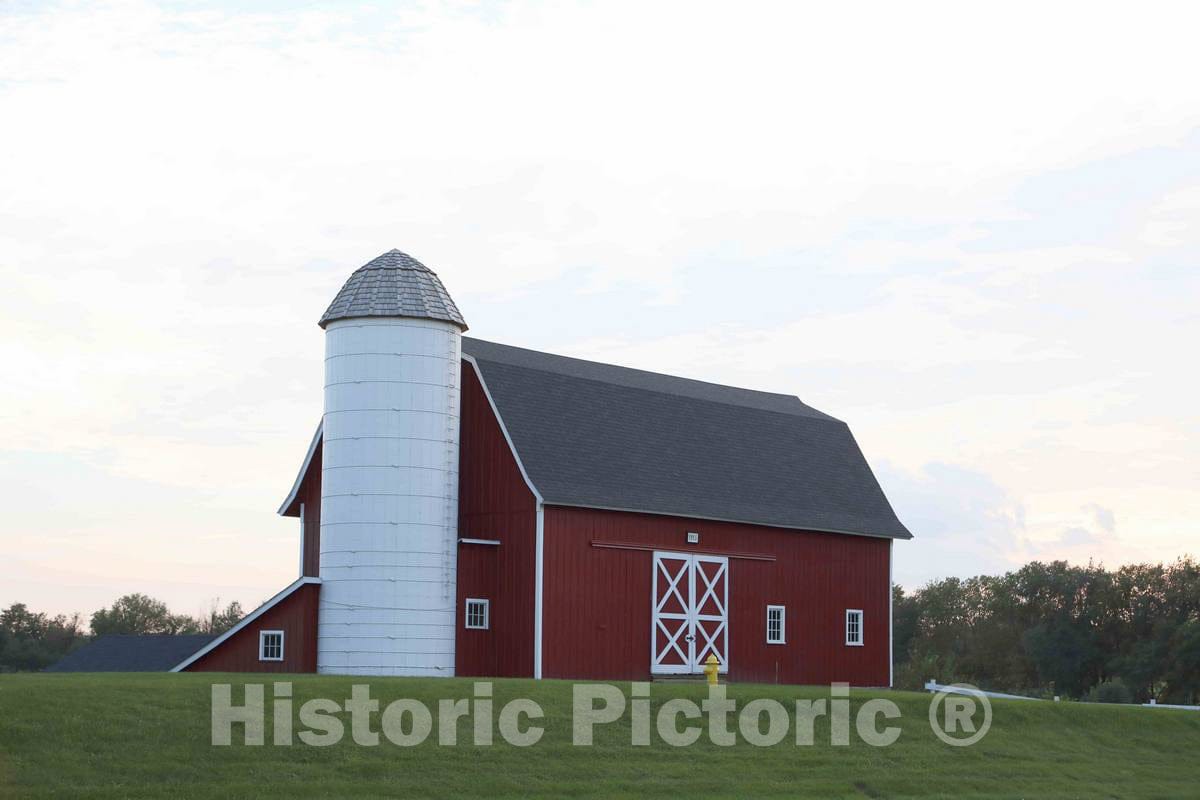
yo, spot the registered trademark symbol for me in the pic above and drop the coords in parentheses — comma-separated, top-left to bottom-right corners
(928, 684, 993, 747)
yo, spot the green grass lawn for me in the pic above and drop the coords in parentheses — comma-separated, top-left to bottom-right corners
(1, 673, 1198, 799)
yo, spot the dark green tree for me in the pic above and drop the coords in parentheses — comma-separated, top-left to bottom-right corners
(200, 600, 245, 635)
(0, 603, 86, 672)
(90, 594, 198, 636)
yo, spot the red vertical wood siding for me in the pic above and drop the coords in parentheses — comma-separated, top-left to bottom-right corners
(185, 583, 320, 673)
(454, 362, 538, 678)
(298, 442, 322, 578)
(541, 506, 891, 686)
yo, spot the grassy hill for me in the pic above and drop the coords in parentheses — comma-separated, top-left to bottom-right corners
(1, 673, 1197, 798)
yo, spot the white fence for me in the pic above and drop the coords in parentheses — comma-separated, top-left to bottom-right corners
(925, 680, 1199, 710)
(1143, 699, 1200, 710)
(923, 681, 1041, 701)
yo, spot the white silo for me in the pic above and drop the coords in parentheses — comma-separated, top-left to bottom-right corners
(317, 249, 466, 676)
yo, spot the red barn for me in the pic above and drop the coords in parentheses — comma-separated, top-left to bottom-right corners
(171, 249, 912, 685)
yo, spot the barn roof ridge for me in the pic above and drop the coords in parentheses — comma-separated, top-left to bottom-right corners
(462, 336, 838, 422)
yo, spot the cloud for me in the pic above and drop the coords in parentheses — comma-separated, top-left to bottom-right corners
(880, 466, 1134, 586)
(1056, 527, 1098, 547)
(1, 0, 1198, 615)
(1020, 502, 1123, 562)
(0, 450, 297, 617)
(877, 462, 1027, 587)
(1085, 504, 1117, 535)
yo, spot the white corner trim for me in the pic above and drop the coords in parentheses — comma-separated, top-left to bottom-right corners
(461, 354, 544, 505)
(170, 577, 321, 672)
(277, 422, 323, 515)
(534, 502, 544, 680)
(458, 538, 501, 546)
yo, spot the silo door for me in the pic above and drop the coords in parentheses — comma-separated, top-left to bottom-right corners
(651, 552, 729, 675)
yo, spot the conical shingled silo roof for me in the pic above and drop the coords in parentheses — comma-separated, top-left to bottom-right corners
(319, 249, 467, 330)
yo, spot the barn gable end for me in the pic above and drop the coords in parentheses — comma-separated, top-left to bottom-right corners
(454, 359, 540, 677)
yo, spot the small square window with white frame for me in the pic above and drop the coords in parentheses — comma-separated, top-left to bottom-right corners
(465, 598, 489, 630)
(845, 609, 864, 646)
(766, 605, 785, 644)
(259, 630, 284, 661)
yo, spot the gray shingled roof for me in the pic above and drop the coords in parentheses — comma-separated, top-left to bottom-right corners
(319, 249, 467, 330)
(44, 635, 216, 672)
(462, 338, 912, 540)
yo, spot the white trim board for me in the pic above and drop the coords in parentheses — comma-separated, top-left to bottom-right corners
(170, 577, 321, 672)
(534, 503, 544, 679)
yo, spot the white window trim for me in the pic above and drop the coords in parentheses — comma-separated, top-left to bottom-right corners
(766, 605, 786, 644)
(465, 598, 490, 630)
(258, 629, 285, 662)
(845, 609, 864, 646)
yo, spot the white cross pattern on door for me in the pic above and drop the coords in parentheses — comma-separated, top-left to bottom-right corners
(651, 551, 729, 674)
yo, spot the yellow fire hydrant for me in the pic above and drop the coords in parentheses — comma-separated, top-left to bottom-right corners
(703, 653, 721, 686)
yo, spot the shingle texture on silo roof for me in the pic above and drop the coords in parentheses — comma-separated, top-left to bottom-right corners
(319, 249, 467, 330)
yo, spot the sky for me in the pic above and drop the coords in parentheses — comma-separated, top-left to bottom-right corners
(1, 0, 1198, 622)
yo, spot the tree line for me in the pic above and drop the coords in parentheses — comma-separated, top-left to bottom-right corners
(0, 594, 245, 672)
(7, 558, 1199, 695)
(893, 557, 1200, 704)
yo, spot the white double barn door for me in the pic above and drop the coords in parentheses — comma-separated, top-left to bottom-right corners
(652, 551, 729, 674)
